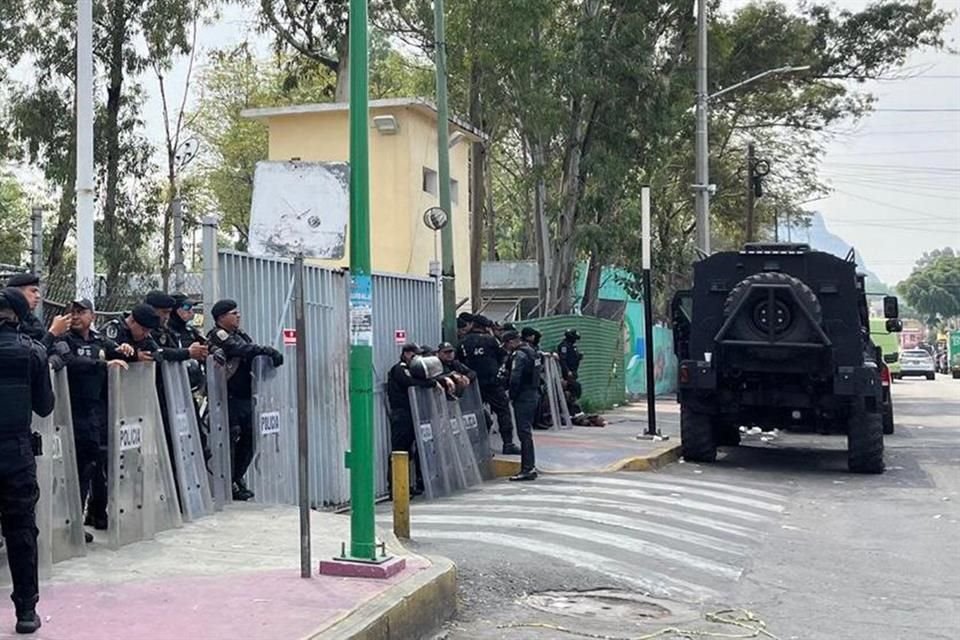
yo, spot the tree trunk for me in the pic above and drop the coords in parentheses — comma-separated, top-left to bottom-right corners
(468, 59, 485, 313)
(334, 32, 350, 102)
(103, 1, 126, 294)
(162, 156, 175, 291)
(582, 248, 603, 316)
(530, 137, 550, 316)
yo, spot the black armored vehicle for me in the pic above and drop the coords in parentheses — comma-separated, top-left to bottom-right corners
(672, 243, 902, 474)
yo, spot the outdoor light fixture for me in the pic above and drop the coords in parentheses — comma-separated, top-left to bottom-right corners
(448, 131, 466, 148)
(372, 114, 399, 135)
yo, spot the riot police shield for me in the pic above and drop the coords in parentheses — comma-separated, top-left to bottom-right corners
(447, 398, 483, 488)
(248, 356, 297, 505)
(409, 386, 449, 500)
(32, 409, 55, 579)
(160, 362, 214, 522)
(47, 369, 86, 562)
(545, 357, 573, 429)
(107, 363, 182, 549)
(457, 383, 493, 480)
(205, 355, 233, 510)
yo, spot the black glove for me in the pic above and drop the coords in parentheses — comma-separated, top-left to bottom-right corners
(49, 354, 66, 372)
(270, 350, 284, 367)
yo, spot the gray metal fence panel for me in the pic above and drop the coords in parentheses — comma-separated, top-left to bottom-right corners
(217, 251, 440, 507)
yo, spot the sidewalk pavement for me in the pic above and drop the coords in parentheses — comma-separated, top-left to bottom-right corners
(491, 396, 682, 475)
(0, 505, 456, 640)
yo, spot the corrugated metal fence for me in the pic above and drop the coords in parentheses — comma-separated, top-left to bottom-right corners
(217, 250, 441, 508)
(516, 315, 626, 410)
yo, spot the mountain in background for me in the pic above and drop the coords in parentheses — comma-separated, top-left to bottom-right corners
(787, 212, 890, 294)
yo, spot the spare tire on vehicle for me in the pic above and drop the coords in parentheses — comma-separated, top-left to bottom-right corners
(723, 271, 822, 343)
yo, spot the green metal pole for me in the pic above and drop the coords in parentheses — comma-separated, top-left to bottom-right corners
(434, 0, 456, 343)
(347, 0, 377, 561)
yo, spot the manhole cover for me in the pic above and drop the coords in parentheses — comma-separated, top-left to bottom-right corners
(522, 589, 672, 621)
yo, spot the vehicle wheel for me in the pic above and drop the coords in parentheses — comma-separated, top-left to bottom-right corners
(681, 406, 717, 463)
(882, 402, 894, 435)
(926, 373, 935, 381)
(723, 272, 822, 343)
(847, 405, 884, 474)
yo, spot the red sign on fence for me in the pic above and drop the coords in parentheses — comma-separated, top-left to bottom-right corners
(282, 329, 297, 346)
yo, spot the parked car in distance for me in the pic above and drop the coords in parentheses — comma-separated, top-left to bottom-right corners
(899, 349, 937, 380)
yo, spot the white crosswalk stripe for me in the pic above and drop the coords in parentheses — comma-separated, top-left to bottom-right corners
(379, 472, 792, 603)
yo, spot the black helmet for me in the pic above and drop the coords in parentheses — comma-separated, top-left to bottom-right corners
(565, 329, 581, 341)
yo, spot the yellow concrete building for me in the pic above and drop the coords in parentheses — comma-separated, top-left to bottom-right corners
(242, 98, 483, 305)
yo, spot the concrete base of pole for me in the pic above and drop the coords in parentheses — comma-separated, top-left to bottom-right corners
(636, 433, 670, 441)
(319, 555, 407, 579)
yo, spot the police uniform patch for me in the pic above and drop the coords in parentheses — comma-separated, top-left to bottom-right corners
(99, 349, 106, 361)
(105, 323, 119, 340)
(216, 329, 229, 341)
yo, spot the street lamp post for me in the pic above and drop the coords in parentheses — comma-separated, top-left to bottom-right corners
(692, 0, 809, 255)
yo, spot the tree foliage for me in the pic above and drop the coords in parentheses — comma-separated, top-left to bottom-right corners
(0, 170, 29, 266)
(899, 248, 960, 322)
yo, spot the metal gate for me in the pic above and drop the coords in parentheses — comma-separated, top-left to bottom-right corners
(218, 251, 441, 507)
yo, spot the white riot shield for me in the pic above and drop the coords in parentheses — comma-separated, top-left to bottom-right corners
(409, 386, 449, 500)
(545, 358, 573, 429)
(448, 397, 483, 488)
(32, 409, 55, 580)
(107, 363, 182, 549)
(248, 356, 297, 505)
(161, 362, 214, 522)
(47, 369, 86, 562)
(205, 356, 233, 510)
(458, 383, 493, 480)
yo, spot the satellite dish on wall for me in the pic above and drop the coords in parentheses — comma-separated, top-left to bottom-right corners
(248, 160, 350, 259)
(423, 206, 448, 231)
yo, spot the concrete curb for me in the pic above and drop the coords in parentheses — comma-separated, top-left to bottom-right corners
(310, 555, 457, 640)
(490, 442, 682, 477)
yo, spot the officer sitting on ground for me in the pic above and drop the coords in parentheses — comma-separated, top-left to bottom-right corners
(53, 299, 130, 539)
(206, 299, 284, 501)
(0, 287, 55, 634)
(4, 273, 71, 349)
(502, 331, 540, 481)
(458, 315, 522, 455)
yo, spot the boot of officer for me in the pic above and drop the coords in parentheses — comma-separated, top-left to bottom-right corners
(0, 288, 56, 634)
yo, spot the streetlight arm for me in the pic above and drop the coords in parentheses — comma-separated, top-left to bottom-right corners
(708, 65, 810, 102)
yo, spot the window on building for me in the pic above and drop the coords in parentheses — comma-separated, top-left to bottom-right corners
(422, 167, 438, 196)
(450, 179, 460, 205)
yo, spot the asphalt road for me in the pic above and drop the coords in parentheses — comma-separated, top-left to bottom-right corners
(396, 375, 959, 640)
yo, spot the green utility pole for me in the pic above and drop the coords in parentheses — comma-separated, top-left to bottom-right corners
(434, 0, 456, 343)
(346, 0, 377, 561)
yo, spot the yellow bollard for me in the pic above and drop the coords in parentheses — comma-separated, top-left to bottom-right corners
(391, 451, 411, 539)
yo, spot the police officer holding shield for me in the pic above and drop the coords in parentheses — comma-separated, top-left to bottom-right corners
(205, 299, 283, 501)
(0, 287, 55, 634)
(53, 299, 130, 537)
(458, 316, 522, 455)
(502, 331, 540, 481)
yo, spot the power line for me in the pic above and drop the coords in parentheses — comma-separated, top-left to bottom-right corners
(871, 108, 960, 113)
(829, 149, 960, 156)
(828, 188, 960, 222)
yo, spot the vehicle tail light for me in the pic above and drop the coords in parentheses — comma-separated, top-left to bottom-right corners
(880, 366, 891, 386)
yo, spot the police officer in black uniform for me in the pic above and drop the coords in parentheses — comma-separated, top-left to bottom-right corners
(205, 299, 283, 501)
(557, 329, 583, 378)
(458, 316, 522, 455)
(54, 299, 130, 536)
(167, 294, 211, 459)
(386, 343, 440, 495)
(502, 331, 540, 481)
(0, 287, 55, 634)
(4, 274, 71, 350)
(102, 304, 163, 362)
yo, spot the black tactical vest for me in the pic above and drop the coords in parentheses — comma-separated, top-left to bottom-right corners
(0, 333, 33, 436)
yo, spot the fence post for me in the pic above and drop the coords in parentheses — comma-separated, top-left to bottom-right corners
(391, 452, 411, 539)
(31, 207, 43, 319)
(201, 216, 218, 334)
